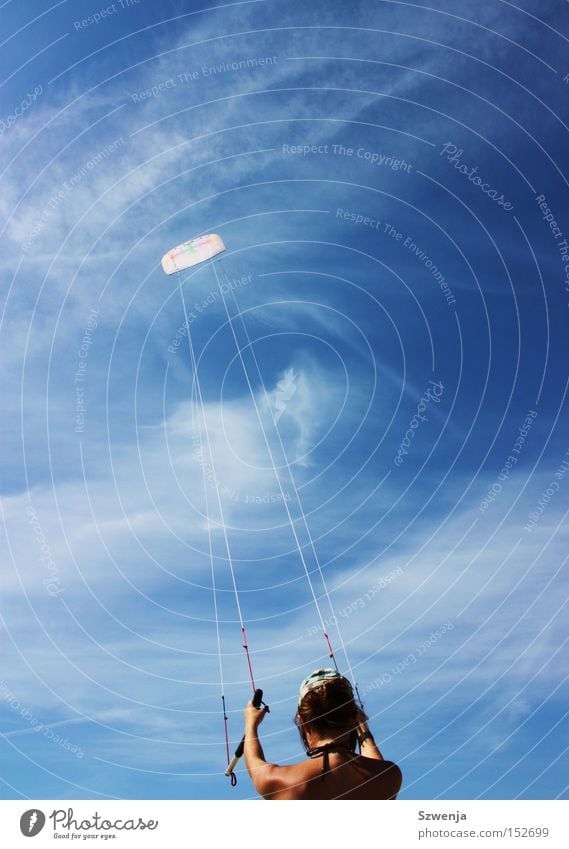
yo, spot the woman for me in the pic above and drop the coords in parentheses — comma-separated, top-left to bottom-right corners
(243, 669, 402, 799)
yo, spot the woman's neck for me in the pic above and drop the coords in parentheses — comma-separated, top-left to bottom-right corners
(307, 730, 354, 750)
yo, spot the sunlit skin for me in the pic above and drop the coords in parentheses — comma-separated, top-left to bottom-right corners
(243, 700, 402, 800)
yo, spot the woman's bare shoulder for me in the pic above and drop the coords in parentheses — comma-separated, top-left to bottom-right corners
(262, 759, 328, 800)
(363, 758, 403, 798)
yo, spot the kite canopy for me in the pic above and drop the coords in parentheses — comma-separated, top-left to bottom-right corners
(161, 233, 225, 275)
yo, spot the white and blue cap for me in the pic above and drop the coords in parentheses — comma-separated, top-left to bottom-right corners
(298, 668, 353, 707)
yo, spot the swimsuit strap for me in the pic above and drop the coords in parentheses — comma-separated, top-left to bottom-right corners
(306, 744, 354, 781)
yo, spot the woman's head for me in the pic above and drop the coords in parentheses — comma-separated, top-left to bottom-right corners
(295, 669, 364, 749)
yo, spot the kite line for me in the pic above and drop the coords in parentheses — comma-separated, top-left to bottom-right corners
(162, 234, 362, 783)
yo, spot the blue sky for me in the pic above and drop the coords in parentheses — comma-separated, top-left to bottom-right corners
(1, 0, 568, 801)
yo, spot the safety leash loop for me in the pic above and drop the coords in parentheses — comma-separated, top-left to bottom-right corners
(223, 693, 237, 785)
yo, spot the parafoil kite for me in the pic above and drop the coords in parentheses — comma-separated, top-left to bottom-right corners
(161, 233, 225, 275)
